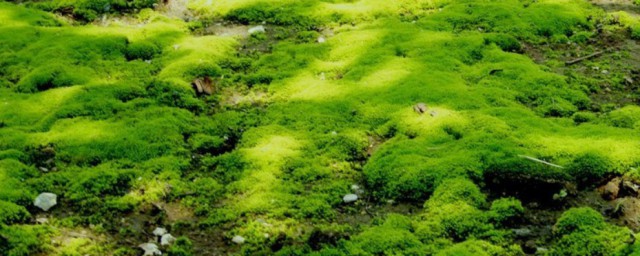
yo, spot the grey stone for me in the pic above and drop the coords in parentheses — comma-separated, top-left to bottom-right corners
(153, 227, 168, 237)
(34, 193, 57, 211)
(139, 243, 162, 256)
(232, 235, 245, 244)
(248, 25, 266, 34)
(343, 194, 358, 203)
(161, 234, 176, 246)
(512, 228, 532, 237)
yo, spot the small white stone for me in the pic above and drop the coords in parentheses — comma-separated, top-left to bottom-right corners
(160, 234, 176, 246)
(343, 194, 358, 203)
(34, 193, 57, 211)
(139, 243, 162, 256)
(36, 217, 48, 224)
(248, 25, 266, 34)
(232, 235, 245, 244)
(153, 227, 168, 236)
(351, 184, 361, 191)
(317, 36, 326, 43)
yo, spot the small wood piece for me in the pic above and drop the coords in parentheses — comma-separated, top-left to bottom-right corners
(518, 155, 564, 169)
(413, 103, 428, 114)
(192, 76, 215, 95)
(565, 51, 604, 66)
(192, 79, 204, 94)
(202, 76, 214, 95)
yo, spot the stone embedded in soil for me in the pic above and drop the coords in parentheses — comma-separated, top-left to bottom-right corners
(232, 235, 245, 244)
(413, 103, 428, 114)
(614, 197, 640, 229)
(248, 25, 265, 34)
(343, 194, 358, 203)
(153, 227, 168, 237)
(598, 178, 621, 200)
(34, 193, 57, 211)
(622, 180, 640, 197)
(512, 228, 532, 237)
(139, 243, 162, 256)
(161, 234, 176, 246)
(351, 184, 364, 194)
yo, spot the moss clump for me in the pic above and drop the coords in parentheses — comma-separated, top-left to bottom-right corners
(0, 225, 51, 256)
(567, 152, 612, 186)
(487, 198, 524, 227)
(0, 201, 30, 225)
(572, 112, 597, 124)
(425, 178, 486, 209)
(28, 0, 159, 22)
(484, 34, 522, 53)
(15, 65, 88, 93)
(345, 215, 425, 255)
(125, 41, 160, 61)
(551, 207, 631, 256)
(607, 105, 640, 129)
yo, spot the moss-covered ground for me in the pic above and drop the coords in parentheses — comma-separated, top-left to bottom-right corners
(1, 0, 640, 255)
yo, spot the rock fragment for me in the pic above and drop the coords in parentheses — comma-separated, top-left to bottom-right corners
(343, 194, 358, 203)
(598, 178, 621, 200)
(153, 227, 168, 237)
(232, 235, 245, 244)
(161, 234, 176, 246)
(34, 193, 57, 211)
(413, 103, 428, 114)
(139, 243, 162, 256)
(248, 25, 266, 34)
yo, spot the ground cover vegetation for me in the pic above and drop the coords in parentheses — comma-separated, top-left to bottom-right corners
(1, 0, 640, 255)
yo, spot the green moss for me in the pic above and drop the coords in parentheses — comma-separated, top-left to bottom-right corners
(0, 225, 51, 256)
(0, 201, 30, 225)
(416, 201, 491, 242)
(425, 178, 486, 209)
(0, 0, 637, 254)
(572, 112, 597, 124)
(125, 41, 160, 61)
(551, 207, 631, 256)
(567, 152, 612, 186)
(607, 105, 640, 129)
(436, 240, 522, 256)
(15, 65, 89, 93)
(487, 198, 524, 227)
(345, 226, 425, 255)
(554, 207, 605, 236)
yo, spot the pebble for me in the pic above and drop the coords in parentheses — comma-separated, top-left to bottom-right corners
(139, 243, 162, 256)
(34, 193, 57, 211)
(248, 25, 266, 34)
(232, 235, 245, 244)
(512, 228, 532, 237)
(153, 227, 168, 237)
(343, 194, 358, 203)
(161, 234, 176, 246)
